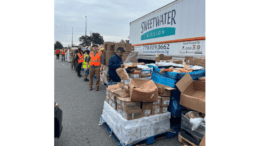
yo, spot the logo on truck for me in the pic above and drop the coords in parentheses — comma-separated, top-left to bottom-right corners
(141, 9, 176, 40)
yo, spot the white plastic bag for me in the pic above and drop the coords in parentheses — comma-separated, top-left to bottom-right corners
(190, 117, 204, 131)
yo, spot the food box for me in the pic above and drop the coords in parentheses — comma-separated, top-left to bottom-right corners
(160, 106, 168, 113)
(142, 102, 153, 117)
(119, 97, 141, 110)
(129, 78, 158, 102)
(161, 97, 170, 107)
(176, 74, 205, 114)
(153, 96, 162, 106)
(156, 83, 175, 97)
(122, 109, 143, 120)
(152, 105, 161, 115)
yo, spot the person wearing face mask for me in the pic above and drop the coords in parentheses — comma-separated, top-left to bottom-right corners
(108, 47, 131, 82)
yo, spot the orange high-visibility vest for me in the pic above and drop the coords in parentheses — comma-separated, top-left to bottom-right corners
(89, 51, 102, 66)
(62, 50, 65, 55)
(77, 53, 84, 63)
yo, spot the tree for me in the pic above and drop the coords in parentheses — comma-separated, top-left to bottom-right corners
(79, 35, 92, 46)
(79, 33, 104, 47)
(91, 33, 104, 45)
(54, 41, 63, 50)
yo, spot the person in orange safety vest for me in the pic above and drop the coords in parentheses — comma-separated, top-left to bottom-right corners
(61, 48, 66, 62)
(85, 44, 104, 91)
(76, 48, 84, 77)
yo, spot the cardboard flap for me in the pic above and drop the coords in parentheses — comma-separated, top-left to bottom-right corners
(176, 73, 193, 93)
(156, 83, 175, 91)
(165, 87, 175, 91)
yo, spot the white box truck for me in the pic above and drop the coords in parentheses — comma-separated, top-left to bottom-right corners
(129, 0, 205, 61)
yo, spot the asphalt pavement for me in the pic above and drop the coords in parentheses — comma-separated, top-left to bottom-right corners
(54, 57, 182, 146)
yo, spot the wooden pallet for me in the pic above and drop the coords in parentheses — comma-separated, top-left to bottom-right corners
(178, 132, 198, 146)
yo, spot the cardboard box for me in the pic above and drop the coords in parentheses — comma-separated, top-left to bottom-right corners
(117, 105, 123, 115)
(129, 73, 140, 78)
(159, 54, 164, 60)
(116, 68, 129, 80)
(122, 109, 143, 120)
(161, 97, 170, 107)
(116, 96, 122, 106)
(105, 96, 109, 104)
(156, 83, 175, 97)
(119, 97, 141, 110)
(163, 56, 172, 60)
(176, 73, 205, 114)
(141, 74, 152, 78)
(198, 77, 205, 82)
(152, 105, 161, 115)
(142, 102, 153, 117)
(153, 96, 162, 106)
(129, 78, 158, 102)
(160, 106, 168, 113)
(155, 57, 160, 62)
(123, 84, 129, 93)
(104, 44, 115, 52)
(111, 101, 117, 110)
(112, 88, 130, 98)
(166, 60, 183, 64)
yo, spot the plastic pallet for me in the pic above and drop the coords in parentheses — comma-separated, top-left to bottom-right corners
(100, 116, 178, 146)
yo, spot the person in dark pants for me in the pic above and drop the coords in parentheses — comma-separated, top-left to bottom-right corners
(76, 48, 84, 77)
(56, 49, 60, 59)
(61, 48, 66, 61)
(86, 44, 104, 91)
(108, 47, 131, 82)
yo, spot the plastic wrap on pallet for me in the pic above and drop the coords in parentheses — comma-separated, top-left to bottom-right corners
(124, 51, 138, 63)
(101, 101, 171, 145)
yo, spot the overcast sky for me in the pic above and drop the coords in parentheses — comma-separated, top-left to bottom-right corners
(55, 0, 175, 46)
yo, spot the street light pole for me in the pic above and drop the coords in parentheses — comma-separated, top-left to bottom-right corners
(71, 27, 73, 47)
(84, 16, 87, 46)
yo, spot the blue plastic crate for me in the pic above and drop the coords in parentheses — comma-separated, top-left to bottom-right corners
(151, 72, 176, 88)
(153, 66, 205, 81)
(177, 70, 205, 81)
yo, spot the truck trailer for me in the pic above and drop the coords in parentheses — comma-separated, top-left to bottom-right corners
(129, 0, 205, 61)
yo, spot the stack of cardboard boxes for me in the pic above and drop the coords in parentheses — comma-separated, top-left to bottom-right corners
(185, 56, 205, 67)
(105, 79, 173, 121)
(103, 42, 134, 66)
(155, 54, 183, 64)
(102, 78, 174, 144)
(176, 74, 206, 146)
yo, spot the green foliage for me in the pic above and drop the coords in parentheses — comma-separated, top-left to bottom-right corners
(54, 41, 64, 50)
(79, 33, 104, 46)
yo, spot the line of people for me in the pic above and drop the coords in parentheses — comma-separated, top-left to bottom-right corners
(55, 48, 66, 61)
(69, 44, 132, 91)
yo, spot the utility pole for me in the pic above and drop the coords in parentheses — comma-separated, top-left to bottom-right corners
(71, 27, 73, 47)
(84, 16, 87, 46)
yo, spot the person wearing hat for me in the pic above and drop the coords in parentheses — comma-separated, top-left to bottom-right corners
(85, 44, 104, 91)
(108, 47, 131, 82)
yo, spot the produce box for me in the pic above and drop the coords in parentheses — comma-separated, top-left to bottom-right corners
(176, 74, 205, 114)
(129, 78, 158, 102)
